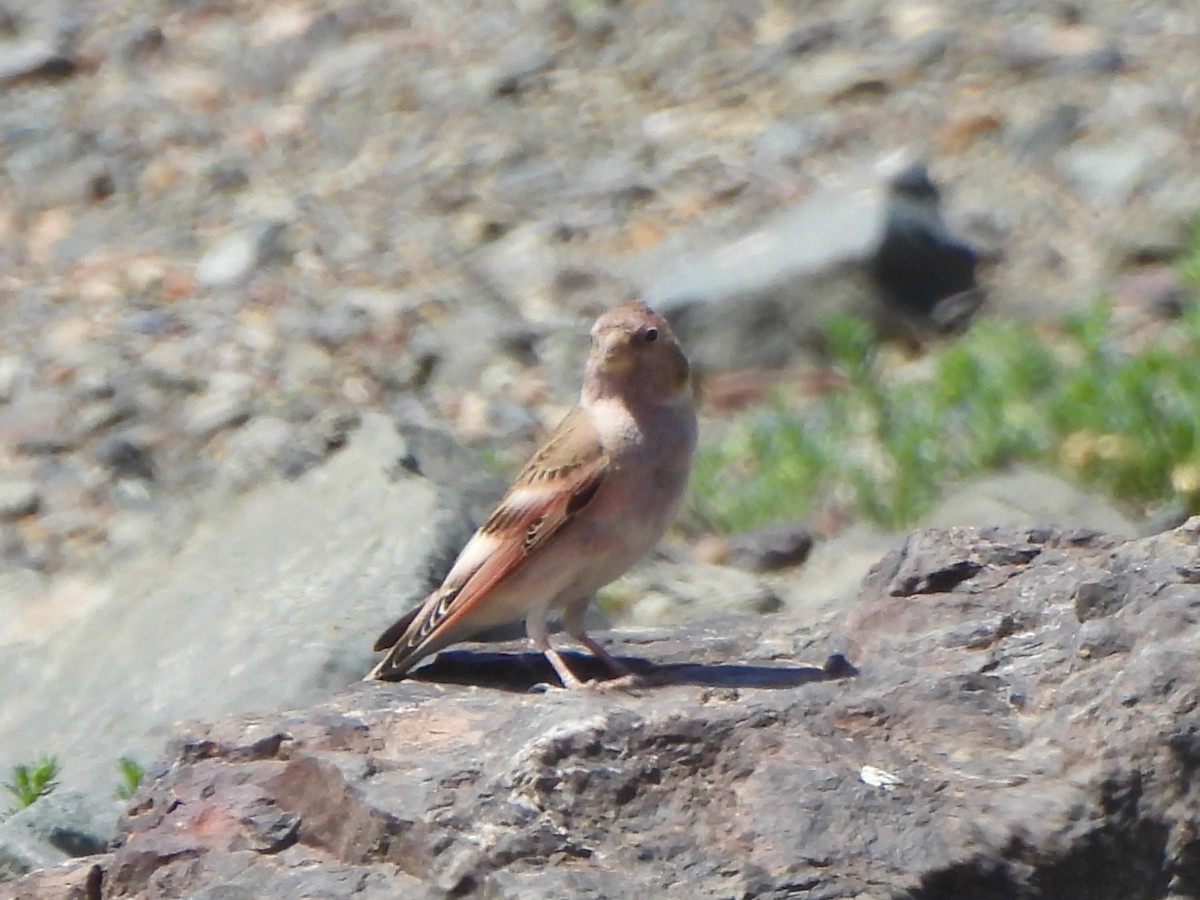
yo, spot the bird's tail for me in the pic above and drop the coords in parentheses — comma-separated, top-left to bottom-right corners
(365, 605, 423, 681)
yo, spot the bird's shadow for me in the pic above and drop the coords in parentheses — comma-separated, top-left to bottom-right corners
(402, 648, 857, 693)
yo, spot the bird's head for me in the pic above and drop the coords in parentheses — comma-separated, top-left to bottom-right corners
(583, 300, 691, 404)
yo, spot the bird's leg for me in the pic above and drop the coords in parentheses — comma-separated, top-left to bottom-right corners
(526, 609, 586, 689)
(562, 598, 638, 684)
(575, 633, 633, 677)
(542, 645, 587, 689)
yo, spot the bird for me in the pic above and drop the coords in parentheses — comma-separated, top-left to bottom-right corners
(367, 300, 697, 688)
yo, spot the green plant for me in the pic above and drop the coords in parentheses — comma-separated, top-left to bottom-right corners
(4, 755, 60, 813)
(1179, 218, 1200, 294)
(689, 242, 1200, 536)
(115, 757, 144, 801)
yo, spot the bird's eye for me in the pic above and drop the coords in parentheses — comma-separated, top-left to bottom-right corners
(642, 327, 659, 343)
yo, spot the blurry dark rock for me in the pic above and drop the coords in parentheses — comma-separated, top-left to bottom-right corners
(726, 521, 814, 572)
(644, 162, 983, 372)
(97, 437, 155, 482)
(870, 163, 984, 334)
(0, 38, 76, 85)
(780, 21, 839, 56)
(490, 50, 555, 97)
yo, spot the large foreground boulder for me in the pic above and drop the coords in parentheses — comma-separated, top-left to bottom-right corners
(5, 523, 1199, 899)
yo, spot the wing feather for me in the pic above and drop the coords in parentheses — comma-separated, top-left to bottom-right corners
(369, 407, 608, 679)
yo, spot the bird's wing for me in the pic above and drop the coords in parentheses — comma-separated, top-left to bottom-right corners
(369, 406, 609, 677)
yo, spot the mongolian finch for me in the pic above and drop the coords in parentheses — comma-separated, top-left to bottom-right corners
(368, 300, 697, 688)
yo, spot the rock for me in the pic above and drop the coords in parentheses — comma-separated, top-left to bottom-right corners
(1057, 136, 1161, 206)
(194, 221, 289, 288)
(611, 560, 783, 625)
(0, 821, 62, 878)
(0, 393, 74, 456)
(0, 357, 26, 403)
(922, 465, 1137, 537)
(94, 437, 155, 482)
(9, 523, 1200, 898)
(1, 859, 103, 900)
(0, 38, 76, 86)
(0, 790, 121, 876)
(215, 415, 298, 492)
(0, 475, 39, 519)
(0, 414, 476, 803)
(641, 163, 982, 372)
(388, 416, 507, 524)
(775, 524, 903, 623)
(724, 520, 814, 572)
(181, 372, 256, 439)
(468, 222, 571, 324)
(869, 163, 984, 332)
(488, 48, 555, 98)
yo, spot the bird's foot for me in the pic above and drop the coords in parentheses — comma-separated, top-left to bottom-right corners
(581, 673, 643, 693)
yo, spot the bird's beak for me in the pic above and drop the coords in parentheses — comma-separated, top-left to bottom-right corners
(596, 330, 634, 371)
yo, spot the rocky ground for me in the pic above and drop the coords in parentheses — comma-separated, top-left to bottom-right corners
(8, 523, 1200, 898)
(1, 0, 1199, 895)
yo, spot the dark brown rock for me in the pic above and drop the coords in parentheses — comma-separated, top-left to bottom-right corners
(9, 523, 1200, 899)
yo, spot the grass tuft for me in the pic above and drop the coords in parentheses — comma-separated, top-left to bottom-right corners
(4, 755, 60, 814)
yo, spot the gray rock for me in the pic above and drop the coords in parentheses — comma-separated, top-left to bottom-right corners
(215, 415, 299, 493)
(0, 392, 74, 456)
(0, 476, 39, 519)
(614, 560, 782, 625)
(775, 524, 903, 624)
(389, 416, 507, 524)
(292, 34, 393, 104)
(10, 524, 1200, 898)
(468, 222, 571, 323)
(0, 38, 75, 86)
(0, 822, 62, 879)
(1057, 137, 1160, 206)
(0, 414, 476, 803)
(0, 357, 29, 404)
(181, 371, 256, 439)
(641, 164, 981, 372)
(0, 790, 120, 875)
(922, 466, 1136, 537)
(194, 221, 289, 288)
